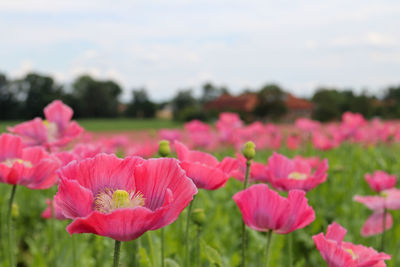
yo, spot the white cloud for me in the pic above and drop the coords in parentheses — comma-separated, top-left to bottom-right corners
(1, 0, 400, 101)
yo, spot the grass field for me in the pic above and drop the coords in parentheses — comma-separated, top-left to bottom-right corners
(0, 119, 181, 133)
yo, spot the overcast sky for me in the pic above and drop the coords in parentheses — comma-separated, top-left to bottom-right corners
(1, 0, 399, 101)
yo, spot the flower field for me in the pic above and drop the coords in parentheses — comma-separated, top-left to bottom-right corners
(1, 100, 400, 267)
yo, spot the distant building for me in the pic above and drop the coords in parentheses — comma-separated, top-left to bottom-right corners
(205, 92, 314, 121)
(156, 104, 173, 120)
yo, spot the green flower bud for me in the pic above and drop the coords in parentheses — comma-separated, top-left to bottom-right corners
(242, 141, 256, 160)
(158, 140, 171, 157)
(191, 208, 206, 226)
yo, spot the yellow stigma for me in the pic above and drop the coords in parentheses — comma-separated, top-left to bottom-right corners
(288, 172, 308, 180)
(94, 188, 145, 213)
(2, 158, 32, 168)
(112, 190, 130, 209)
(380, 191, 389, 198)
(344, 248, 358, 260)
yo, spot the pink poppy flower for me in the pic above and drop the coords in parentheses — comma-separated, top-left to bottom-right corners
(313, 222, 391, 267)
(295, 118, 320, 132)
(174, 141, 234, 190)
(184, 120, 216, 149)
(8, 100, 83, 148)
(42, 198, 67, 220)
(55, 143, 104, 167)
(312, 132, 340, 150)
(0, 133, 60, 189)
(266, 152, 328, 191)
(55, 153, 197, 241)
(159, 129, 182, 142)
(365, 171, 397, 193)
(233, 184, 315, 234)
(127, 140, 158, 158)
(354, 188, 400, 211)
(216, 112, 243, 144)
(287, 134, 302, 150)
(360, 211, 393, 237)
(293, 156, 321, 169)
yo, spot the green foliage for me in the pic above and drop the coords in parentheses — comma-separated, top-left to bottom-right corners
(311, 88, 375, 121)
(125, 89, 156, 118)
(70, 75, 122, 118)
(253, 84, 287, 120)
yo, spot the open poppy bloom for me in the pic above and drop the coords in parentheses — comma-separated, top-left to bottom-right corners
(266, 152, 328, 191)
(365, 171, 397, 193)
(174, 141, 236, 190)
(353, 188, 400, 236)
(0, 133, 59, 189)
(313, 222, 391, 266)
(55, 154, 197, 241)
(8, 100, 83, 149)
(233, 184, 315, 234)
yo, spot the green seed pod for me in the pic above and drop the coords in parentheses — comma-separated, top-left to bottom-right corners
(158, 140, 171, 157)
(242, 141, 256, 160)
(191, 208, 206, 226)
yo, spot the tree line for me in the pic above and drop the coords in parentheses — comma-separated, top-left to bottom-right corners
(1, 72, 399, 122)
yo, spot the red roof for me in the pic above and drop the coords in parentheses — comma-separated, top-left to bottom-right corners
(205, 93, 258, 112)
(285, 94, 314, 110)
(205, 92, 313, 112)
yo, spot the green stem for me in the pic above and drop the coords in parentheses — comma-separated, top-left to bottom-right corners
(265, 231, 273, 267)
(161, 228, 165, 267)
(381, 208, 387, 251)
(196, 226, 201, 267)
(147, 232, 155, 265)
(241, 160, 252, 267)
(185, 197, 195, 266)
(243, 160, 251, 189)
(288, 233, 293, 267)
(7, 185, 17, 267)
(113, 240, 122, 267)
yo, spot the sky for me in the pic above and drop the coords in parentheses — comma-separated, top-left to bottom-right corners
(1, 0, 400, 102)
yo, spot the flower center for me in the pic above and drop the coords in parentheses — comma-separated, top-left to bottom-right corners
(288, 172, 308, 180)
(344, 248, 358, 260)
(94, 188, 145, 213)
(43, 120, 58, 142)
(2, 158, 33, 168)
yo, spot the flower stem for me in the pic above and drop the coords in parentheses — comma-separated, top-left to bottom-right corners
(288, 233, 293, 267)
(381, 208, 387, 251)
(7, 185, 17, 267)
(243, 160, 251, 189)
(241, 160, 252, 267)
(185, 197, 195, 266)
(161, 228, 165, 267)
(196, 225, 201, 267)
(113, 240, 122, 267)
(265, 231, 273, 267)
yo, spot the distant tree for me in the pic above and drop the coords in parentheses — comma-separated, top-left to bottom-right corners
(311, 89, 342, 121)
(12, 73, 64, 119)
(0, 73, 22, 119)
(381, 86, 400, 118)
(172, 89, 204, 121)
(72, 75, 122, 117)
(253, 84, 287, 119)
(201, 82, 229, 103)
(125, 88, 156, 118)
